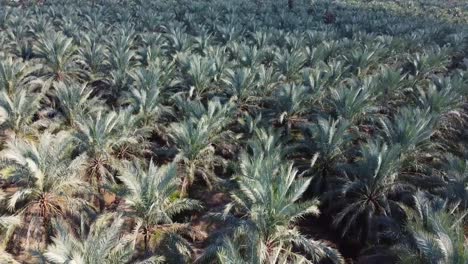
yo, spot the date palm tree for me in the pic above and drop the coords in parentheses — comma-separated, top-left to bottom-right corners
(34, 32, 82, 90)
(170, 99, 233, 197)
(54, 81, 102, 128)
(42, 214, 164, 264)
(330, 141, 403, 244)
(379, 107, 436, 161)
(74, 110, 149, 193)
(0, 132, 91, 249)
(395, 192, 468, 264)
(199, 129, 344, 264)
(292, 117, 352, 193)
(331, 81, 375, 124)
(0, 57, 38, 96)
(0, 214, 20, 262)
(0, 89, 41, 139)
(118, 160, 201, 254)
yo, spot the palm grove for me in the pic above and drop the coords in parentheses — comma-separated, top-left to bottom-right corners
(0, 0, 467, 263)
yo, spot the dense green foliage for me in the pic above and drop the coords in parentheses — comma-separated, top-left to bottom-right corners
(0, 0, 467, 263)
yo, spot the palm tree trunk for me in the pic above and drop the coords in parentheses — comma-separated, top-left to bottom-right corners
(180, 176, 189, 198)
(143, 227, 149, 253)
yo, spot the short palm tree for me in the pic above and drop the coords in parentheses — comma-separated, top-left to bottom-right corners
(105, 29, 137, 95)
(417, 79, 463, 115)
(434, 154, 468, 209)
(379, 107, 435, 156)
(184, 55, 216, 98)
(0, 57, 38, 96)
(74, 110, 148, 192)
(169, 118, 215, 197)
(42, 214, 163, 264)
(344, 45, 381, 76)
(0, 214, 20, 259)
(330, 141, 403, 244)
(0, 132, 90, 249)
(34, 32, 81, 90)
(395, 191, 468, 264)
(54, 81, 102, 127)
(293, 117, 352, 193)
(330, 81, 375, 124)
(118, 160, 201, 254)
(0, 89, 41, 139)
(274, 49, 306, 82)
(199, 130, 344, 264)
(221, 67, 259, 107)
(170, 99, 233, 197)
(270, 84, 312, 135)
(122, 69, 171, 127)
(78, 33, 106, 81)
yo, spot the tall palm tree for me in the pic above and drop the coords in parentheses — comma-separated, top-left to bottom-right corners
(0, 132, 90, 249)
(42, 214, 164, 264)
(199, 129, 344, 264)
(118, 160, 201, 254)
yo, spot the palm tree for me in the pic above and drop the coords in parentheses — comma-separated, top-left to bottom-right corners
(54, 81, 102, 128)
(105, 28, 137, 95)
(221, 67, 259, 108)
(0, 214, 20, 262)
(34, 32, 81, 90)
(0, 132, 91, 249)
(122, 68, 171, 127)
(395, 191, 468, 264)
(344, 45, 381, 76)
(169, 118, 216, 197)
(379, 107, 436, 157)
(78, 33, 106, 81)
(74, 110, 149, 193)
(0, 89, 41, 139)
(183, 55, 216, 98)
(292, 117, 352, 193)
(0, 57, 38, 96)
(170, 99, 233, 197)
(434, 154, 468, 209)
(117, 160, 201, 254)
(417, 79, 463, 115)
(330, 81, 375, 124)
(199, 129, 344, 264)
(269, 84, 312, 135)
(42, 214, 164, 264)
(330, 141, 403, 244)
(274, 50, 306, 82)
